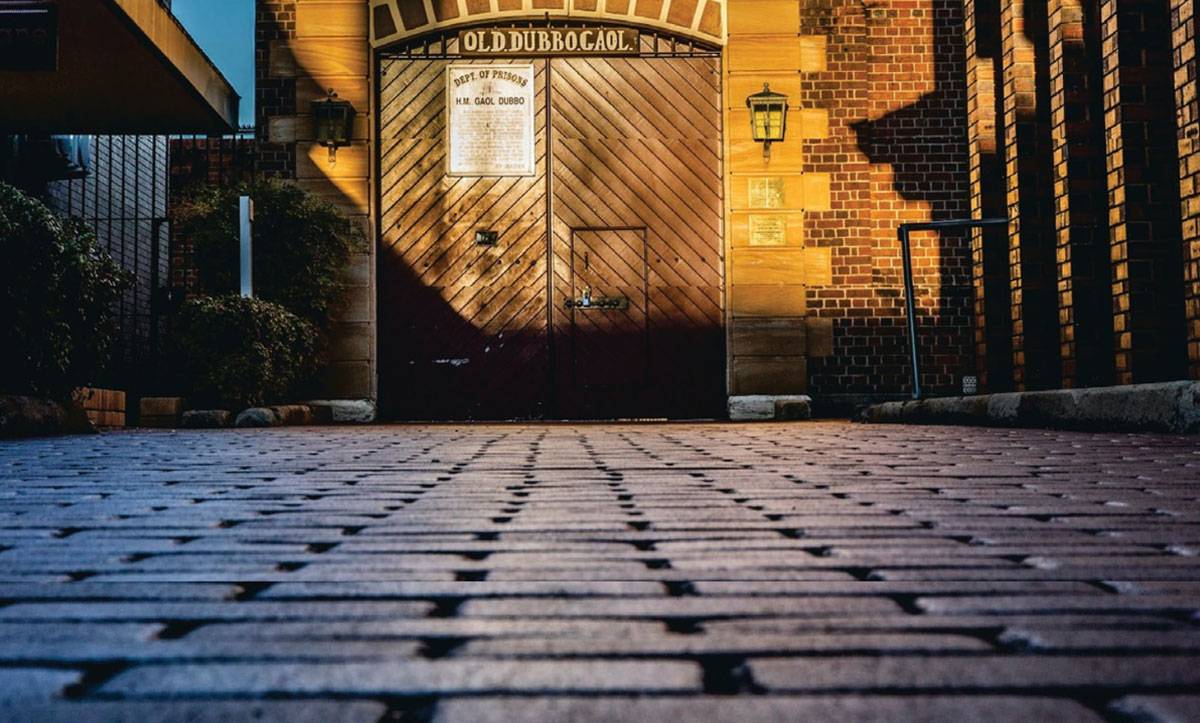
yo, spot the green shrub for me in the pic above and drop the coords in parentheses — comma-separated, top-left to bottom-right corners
(0, 182, 131, 400)
(172, 180, 360, 327)
(173, 295, 318, 410)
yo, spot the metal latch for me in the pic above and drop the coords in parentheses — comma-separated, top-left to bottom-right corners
(565, 288, 629, 310)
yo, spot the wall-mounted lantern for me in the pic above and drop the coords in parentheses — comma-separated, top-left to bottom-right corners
(746, 83, 789, 160)
(312, 89, 357, 164)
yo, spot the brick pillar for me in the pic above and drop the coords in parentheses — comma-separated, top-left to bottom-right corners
(964, 0, 1014, 392)
(1000, 0, 1063, 390)
(800, 0, 874, 397)
(1047, 0, 1115, 387)
(1173, 0, 1200, 379)
(256, 0, 297, 179)
(1100, 0, 1189, 383)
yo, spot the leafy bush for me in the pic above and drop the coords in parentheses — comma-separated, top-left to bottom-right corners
(0, 182, 131, 400)
(172, 180, 360, 327)
(173, 295, 317, 410)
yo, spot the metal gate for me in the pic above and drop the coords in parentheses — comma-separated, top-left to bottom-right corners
(377, 28, 724, 420)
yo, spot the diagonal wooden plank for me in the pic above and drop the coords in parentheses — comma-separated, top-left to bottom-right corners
(552, 139, 721, 286)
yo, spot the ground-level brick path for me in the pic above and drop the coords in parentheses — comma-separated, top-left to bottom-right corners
(0, 422, 1198, 721)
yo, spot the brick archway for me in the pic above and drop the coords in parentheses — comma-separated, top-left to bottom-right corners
(370, 0, 726, 48)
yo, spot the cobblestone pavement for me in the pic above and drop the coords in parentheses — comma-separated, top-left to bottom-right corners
(0, 422, 1199, 721)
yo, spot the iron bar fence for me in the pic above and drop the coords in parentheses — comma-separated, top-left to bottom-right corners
(44, 135, 170, 393)
(2, 126, 256, 408)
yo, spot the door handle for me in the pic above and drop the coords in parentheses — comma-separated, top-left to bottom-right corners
(565, 294, 629, 311)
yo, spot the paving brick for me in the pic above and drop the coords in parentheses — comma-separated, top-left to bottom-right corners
(460, 632, 991, 657)
(0, 637, 422, 663)
(0, 421, 1198, 714)
(186, 619, 670, 641)
(258, 581, 665, 598)
(1000, 629, 1200, 652)
(460, 596, 902, 618)
(0, 623, 162, 643)
(98, 660, 702, 696)
(749, 656, 1200, 691)
(0, 701, 388, 723)
(1108, 695, 1200, 723)
(704, 613, 1189, 635)
(0, 584, 240, 601)
(0, 668, 81, 702)
(692, 580, 1095, 595)
(432, 696, 1104, 723)
(916, 595, 1200, 615)
(485, 568, 859, 582)
(0, 601, 434, 622)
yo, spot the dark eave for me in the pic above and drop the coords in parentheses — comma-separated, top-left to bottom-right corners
(0, 0, 239, 134)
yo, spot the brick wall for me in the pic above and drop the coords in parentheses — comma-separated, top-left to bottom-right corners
(1099, 0, 1188, 384)
(964, 0, 1015, 393)
(257, 0, 298, 178)
(1047, 0, 1113, 388)
(1001, 0, 1063, 391)
(1175, 0, 1200, 378)
(963, 0, 1200, 392)
(802, 0, 973, 401)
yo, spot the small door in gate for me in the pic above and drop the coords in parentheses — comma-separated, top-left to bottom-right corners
(565, 228, 650, 417)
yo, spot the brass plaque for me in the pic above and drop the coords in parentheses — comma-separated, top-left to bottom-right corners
(749, 215, 787, 246)
(447, 65, 536, 177)
(748, 177, 785, 209)
(459, 27, 640, 57)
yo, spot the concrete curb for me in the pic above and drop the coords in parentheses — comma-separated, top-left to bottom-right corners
(181, 410, 232, 429)
(304, 399, 377, 424)
(729, 395, 813, 422)
(861, 381, 1200, 433)
(173, 401, 373, 430)
(233, 404, 333, 429)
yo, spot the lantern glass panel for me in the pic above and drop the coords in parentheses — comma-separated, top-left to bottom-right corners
(767, 104, 785, 141)
(753, 110, 767, 139)
(315, 114, 333, 145)
(312, 98, 356, 148)
(746, 86, 789, 144)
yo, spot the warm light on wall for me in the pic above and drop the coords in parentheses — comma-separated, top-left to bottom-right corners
(746, 83, 789, 160)
(312, 89, 357, 165)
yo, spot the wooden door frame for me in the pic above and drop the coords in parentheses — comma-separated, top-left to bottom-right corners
(374, 25, 725, 420)
(565, 226, 652, 397)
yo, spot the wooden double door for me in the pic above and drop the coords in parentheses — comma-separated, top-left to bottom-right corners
(378, 51, 724, 420)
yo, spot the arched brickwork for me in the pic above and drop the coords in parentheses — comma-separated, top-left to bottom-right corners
(370, 0, 726, 48)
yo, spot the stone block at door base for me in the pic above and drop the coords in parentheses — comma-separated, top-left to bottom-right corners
(306, 399, 378, 424)
(140, 397, 184, 428)
(182, 410, 232, 429)
(775, 399, 813, 421)
(728, 395, 813, 421)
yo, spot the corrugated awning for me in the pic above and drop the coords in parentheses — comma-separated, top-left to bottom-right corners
(0, 0, 239, 134)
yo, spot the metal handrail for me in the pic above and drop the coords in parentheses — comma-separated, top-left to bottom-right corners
(897, 218, 1009, 400)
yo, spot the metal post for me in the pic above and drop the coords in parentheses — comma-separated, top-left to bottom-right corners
(898, 224, 922, 401)
(239, 195, 253, 298)
(896, 218, 1009, 401)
